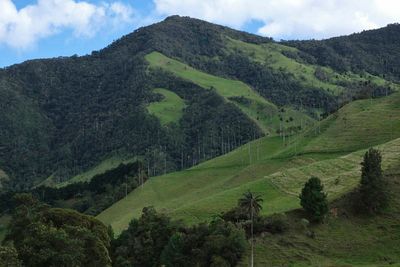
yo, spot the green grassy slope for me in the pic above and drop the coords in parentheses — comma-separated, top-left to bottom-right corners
(98, 93, 400, 234)
(227, 38, 400, 95)
(284, 92, 400, 155)
(98, 137, 400, 234)
(239, 167, 400, 267)
(97, 137, 333, 232)
(145, 51, 314, 135)
(147, 88, 186, 126)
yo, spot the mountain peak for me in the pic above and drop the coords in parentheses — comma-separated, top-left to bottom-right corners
(100, 15, 272, 58)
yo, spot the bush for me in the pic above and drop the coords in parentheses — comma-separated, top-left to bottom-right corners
(265, 214, 289, 234)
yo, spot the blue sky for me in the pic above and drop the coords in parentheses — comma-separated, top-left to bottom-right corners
(1, 0, 399, 67)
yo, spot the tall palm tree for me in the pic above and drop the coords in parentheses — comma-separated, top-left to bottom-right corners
(239, 191, 263, 267)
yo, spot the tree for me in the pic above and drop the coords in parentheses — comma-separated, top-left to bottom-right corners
(238, 191, 263, 267)
(299, 177, 328, 222)
(111, 207, 177, 267)
(359, 148, 388, 213)
(160, 219, 246, 267)
(6, 194, 112, 267)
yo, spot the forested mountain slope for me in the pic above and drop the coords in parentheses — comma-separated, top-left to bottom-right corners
(288, 23, 400, 82)
(0, 15, 399, 194)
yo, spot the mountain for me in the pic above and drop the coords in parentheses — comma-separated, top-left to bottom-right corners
(0, 15, 398, 193)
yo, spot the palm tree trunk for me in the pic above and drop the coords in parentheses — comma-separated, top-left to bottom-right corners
(251, 198, 254, 267)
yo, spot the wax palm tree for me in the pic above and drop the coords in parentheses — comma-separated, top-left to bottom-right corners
(239, 191, 263, 267)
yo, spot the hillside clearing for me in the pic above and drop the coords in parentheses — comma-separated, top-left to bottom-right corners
(146, 88, 186, 126)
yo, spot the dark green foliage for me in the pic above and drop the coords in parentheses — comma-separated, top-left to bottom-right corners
(5, 194, 111, 267)
(0, 54, 164, 189)
(223, 207, 289, 236)
(160, 219, 246, 267)
(0, 245, 22, 267)
(299, 177, 329, 222)
(358, 148, 388, 213)
(0, 161, 146, 216)
(33, 161, 145, 215)
(111, 207, 178, 267)
(258, 213, 289, 234)
(112, 208, 247, 267)
(288, 24, 400, 81)
(221, 205, 250, 222)
(238, 191, 263, 217)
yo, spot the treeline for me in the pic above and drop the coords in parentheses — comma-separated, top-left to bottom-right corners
(1, 162, 146, 216)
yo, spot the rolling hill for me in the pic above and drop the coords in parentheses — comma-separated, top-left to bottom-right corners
(98, 92, 400, 233)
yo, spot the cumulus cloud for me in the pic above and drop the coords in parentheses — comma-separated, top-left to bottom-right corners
(0, 0, 135, 50)
(154, 0, 400, 40)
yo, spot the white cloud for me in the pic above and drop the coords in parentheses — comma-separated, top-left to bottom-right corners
(0, 0, 135, 50)
(154, 0, 400, 40)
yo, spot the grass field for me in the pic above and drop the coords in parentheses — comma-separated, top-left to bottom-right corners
(145, 51, 314, 135)
(146, 88, 186, 126)
(98, 92, 400, 234)
(227, 37, 400, 95)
